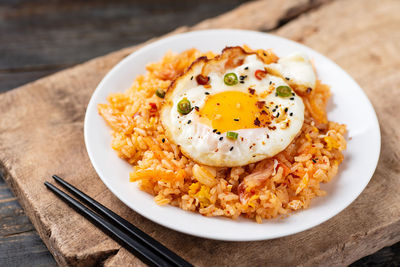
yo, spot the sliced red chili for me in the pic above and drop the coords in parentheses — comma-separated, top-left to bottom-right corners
(254, 69, 267, 80)
(196, 74, 209, 85)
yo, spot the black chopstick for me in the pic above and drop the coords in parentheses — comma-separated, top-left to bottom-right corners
(44, 182, 168, 266)
(44, 179, 192, 267)
(51, 175, 191, 267)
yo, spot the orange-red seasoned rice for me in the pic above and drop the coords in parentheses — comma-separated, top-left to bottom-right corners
(98, 46, 346, 223)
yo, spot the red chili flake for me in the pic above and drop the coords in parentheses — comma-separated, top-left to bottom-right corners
(261, 110, 268, 115)
(196, 74, 209, 85)
(256, 101, 265, 109)
(194, 106, 200, 111)
(254, 117, 261, 126)
(149, 103, 157, 112)
(254, 69, 267, 80)
(248, 88, 255, 95)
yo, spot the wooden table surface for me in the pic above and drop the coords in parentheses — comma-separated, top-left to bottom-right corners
(0, 0, 399, 266)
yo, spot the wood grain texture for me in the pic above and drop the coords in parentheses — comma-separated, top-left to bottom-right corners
(0, 175, 56, 266)
(0, 0, 250, 93)
(0, 0, 399, 266)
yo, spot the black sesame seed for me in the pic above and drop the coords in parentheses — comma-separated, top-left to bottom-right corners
(290, 97, 295, 100)
(290, 112, 293, 116)
(190, 76, 193, 80)
(230, 146, 234, 151)
(284, 107, 288, 113)
(244, 66, 249, 70)
(292, 92, 295, 96)
(162, 138, 165, 143)
(234, 118, 239, 121)
(205, 92, 210, 95)
(216, 131, 221, 135)
(275, 105, 278, 109)
(219, 137, 223, 141)
(187, 120, 191, 124)
(276, 112, 280, 118)
(195, 106, 200, 111)
(272, 109, 276, 112)
(240, 75, 245, 80)
(240, 81, 245, 84)
(285, 77, 290, 80)
(275, 93, 278, 97)
(269, 81, 272, 85)
(213, 129, 217, 133)
(263, 52, 267, 56)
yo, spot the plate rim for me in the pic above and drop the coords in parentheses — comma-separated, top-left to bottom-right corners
(84, 29, 381, 241)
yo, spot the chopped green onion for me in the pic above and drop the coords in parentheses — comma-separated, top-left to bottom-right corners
(224, 73, 238, 86)
(226, 131, 239, 140)
(177, 98, 192, 115)
(276, 86, 292, 97)
(155, 88, 166, 98)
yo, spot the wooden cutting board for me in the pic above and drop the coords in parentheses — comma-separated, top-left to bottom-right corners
(1, 0, 399, 265)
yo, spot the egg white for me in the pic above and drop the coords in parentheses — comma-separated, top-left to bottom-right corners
(267, 52, 316, 93)
(161, 49, 313, 167)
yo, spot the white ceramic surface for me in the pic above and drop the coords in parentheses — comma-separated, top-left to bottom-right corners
(84, 29, 380, 241)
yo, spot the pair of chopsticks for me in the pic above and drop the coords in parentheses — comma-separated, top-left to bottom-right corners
(45, 175, 192, 267)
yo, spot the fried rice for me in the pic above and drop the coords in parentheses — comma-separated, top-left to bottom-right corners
(98, 46, 346, 223)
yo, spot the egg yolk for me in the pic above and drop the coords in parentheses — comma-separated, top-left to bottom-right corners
(199, 91, 271, 133)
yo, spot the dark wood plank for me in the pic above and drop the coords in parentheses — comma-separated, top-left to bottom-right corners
(0, 173, 57, 266)
(0, 0, 251, 92)
(352, 242, 400, 266)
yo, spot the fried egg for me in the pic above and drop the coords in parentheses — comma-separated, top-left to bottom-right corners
(161, 47, 314, 167)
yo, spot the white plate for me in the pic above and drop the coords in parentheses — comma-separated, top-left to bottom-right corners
(84, 29, 380, 241)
